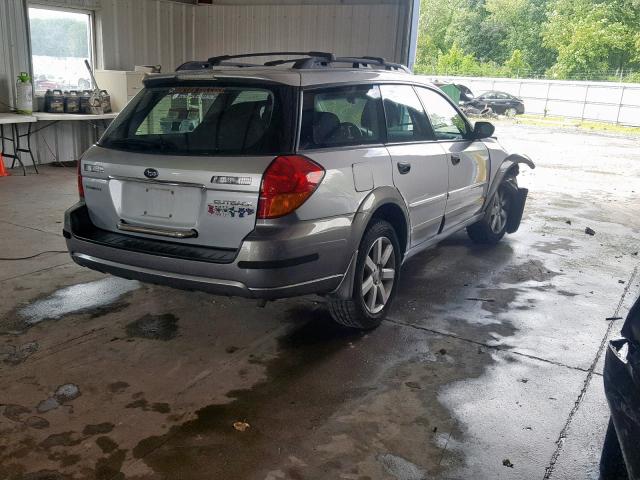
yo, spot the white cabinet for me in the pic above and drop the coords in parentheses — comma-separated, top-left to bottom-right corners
(94, 70, 146, 112)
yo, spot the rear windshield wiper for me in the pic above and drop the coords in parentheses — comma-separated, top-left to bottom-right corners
(104, 137, 175, 151)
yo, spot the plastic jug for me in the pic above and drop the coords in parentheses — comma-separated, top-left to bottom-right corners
(99, 90, 112, 113)
(64, 91, 80, 113)
(80, 90, 92, 113)
(15, 72, 33, 114)
(45, 89, 64, 113)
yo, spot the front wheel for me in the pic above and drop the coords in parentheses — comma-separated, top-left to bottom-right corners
(328, 220, 401, 329)
(467, 180, 515, 245)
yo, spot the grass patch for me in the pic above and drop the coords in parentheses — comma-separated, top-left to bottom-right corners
(505, 114, 640, 135)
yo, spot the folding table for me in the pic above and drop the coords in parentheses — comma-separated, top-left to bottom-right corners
(0, 113, 37, 175)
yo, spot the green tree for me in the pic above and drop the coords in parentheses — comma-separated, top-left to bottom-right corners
(414, 0, 639, 80)
(485, 0, 555, 71)
(431, 43, 504, 76)
(419, 0, 460, 53)
(543, 0, 639, 79)
(504, 49, 531, 76)
(30, 18, 89, 58)
(446, 2, 509, 64)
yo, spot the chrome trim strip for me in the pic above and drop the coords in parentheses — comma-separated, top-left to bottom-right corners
(117, 221, 198, 239)
(108, 175, 207, 190)
(448, 181, 487, 197)
(71, 253, 341, 292)
(72, 253, 246, 288)
(248, 274, 343, 292)
(445, 201, 483, 216)
(409, 192, 447, 208)
(403, 212, 484, 263)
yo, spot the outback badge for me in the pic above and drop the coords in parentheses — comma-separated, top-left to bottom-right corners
(207, 200, 255, 218)
(144, 168, 159, 179)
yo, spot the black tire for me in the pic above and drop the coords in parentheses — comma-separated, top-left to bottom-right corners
(467, 177, 518, 245)
(328, 219, 401, 329)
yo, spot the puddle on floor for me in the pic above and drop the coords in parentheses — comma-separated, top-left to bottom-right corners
(125, 313, 178, 341)
(378, 453, 428, 480)
(18, 278, 139, 325)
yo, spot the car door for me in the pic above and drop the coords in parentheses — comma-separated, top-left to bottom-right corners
(494, 92, 511, 113)
(477, 92, 494, 108)
(380, 84, 449, 247)
(415, 86, 490, 230)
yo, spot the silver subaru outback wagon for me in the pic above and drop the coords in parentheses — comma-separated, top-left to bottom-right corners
(64, 52, 534, 329)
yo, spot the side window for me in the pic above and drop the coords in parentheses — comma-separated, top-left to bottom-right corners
(379, 84, 431, 143)
(300, 84, 384, 149)
(415, 87, 469, 141)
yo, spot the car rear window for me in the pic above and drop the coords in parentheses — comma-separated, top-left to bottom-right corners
(100, 84, 296, 155)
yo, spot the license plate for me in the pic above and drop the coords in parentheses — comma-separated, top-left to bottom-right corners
(120, 181, 200, 227)
(143, 187, 174, 219)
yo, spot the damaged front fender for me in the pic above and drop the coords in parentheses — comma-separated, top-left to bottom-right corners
(485, 153, 536, 234)
(503, 153, 535, 171)
(485, 153, 536, 208)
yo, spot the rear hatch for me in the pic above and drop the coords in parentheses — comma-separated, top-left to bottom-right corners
(81, 80, 297, 251)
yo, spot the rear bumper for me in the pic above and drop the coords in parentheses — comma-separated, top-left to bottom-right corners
(64, 202, 354, 299)
(603, 339, 640, 479)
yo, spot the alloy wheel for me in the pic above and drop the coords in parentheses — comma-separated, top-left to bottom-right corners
(361, 237, 396, 314)
(489, 190, 508, 234)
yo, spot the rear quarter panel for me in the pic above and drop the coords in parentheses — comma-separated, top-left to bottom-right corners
(294, 146, 394, 220)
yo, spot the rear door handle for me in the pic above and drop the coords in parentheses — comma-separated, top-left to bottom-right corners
(397, 162, 411, 174)
(450, 155, 461, 166)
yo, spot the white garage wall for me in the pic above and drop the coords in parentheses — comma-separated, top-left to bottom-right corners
(190, 3, 406, 69)
(98, 0, 410, 72)
(97, 0, 196, 72)
(0, 0, 31, 115)
(1, 0, 413, 166)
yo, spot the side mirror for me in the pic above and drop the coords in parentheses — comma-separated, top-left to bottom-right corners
(473, 121, 495, 139)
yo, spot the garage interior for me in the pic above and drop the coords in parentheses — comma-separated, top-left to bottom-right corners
(1, 1, 640, 479)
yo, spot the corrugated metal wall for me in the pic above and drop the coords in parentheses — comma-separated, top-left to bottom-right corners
(98, 0, 196, 71)
(0, 0, 30, 114)
(1, 0, 413, 165)
(191, 3, 406, 66)
(99, 0, 409, 72)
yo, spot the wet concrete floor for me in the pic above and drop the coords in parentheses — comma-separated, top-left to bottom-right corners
(1, 123, 639, 479)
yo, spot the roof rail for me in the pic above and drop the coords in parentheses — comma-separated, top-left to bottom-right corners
(331, 56, 410, 72)
(207, 51, 335, 65)
(198, 51, 410, 73)
(176, 60, 261, 71)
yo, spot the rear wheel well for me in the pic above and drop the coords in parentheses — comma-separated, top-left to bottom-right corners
(369, 203, 408, 255)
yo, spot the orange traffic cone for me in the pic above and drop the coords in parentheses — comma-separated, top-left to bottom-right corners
(0, 153, 9, 177)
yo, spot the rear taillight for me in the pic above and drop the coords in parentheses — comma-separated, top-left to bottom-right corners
(77, 159, 84, 198)
(257, 155, 325, 219)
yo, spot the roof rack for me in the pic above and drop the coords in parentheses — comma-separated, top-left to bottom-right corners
(198, 51, 410, 73)
(176, 60, 260, 71)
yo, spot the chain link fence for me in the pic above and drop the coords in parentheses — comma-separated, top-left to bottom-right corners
(429, 75, 640, 127)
